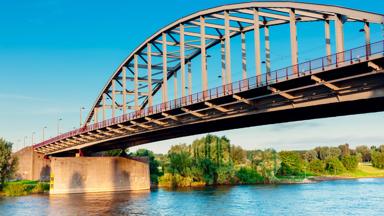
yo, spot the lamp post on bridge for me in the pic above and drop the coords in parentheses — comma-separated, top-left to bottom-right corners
(57, 117, 62, 135)
(23, 136, 27, 148)
(42, 126, 47, 142)
(31, 132, 35, 147)
(80, 107, 85, 128)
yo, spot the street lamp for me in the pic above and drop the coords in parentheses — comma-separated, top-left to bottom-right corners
(57, 117, 63, 135)
(23, 136, 28, 148)
(80, 107, 85, 127)
(42, 126, 47, 142)
(31, 132, 35, 146)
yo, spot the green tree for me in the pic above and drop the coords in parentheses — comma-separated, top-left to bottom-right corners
(251, 149, 281, 183)
(338, 144, 351, 158)
(0, 138, 18, 190)
(356, 145, 371, 162)
(132, 149, 161, 183)
(167, 144, 192, 177)
(371, 151, 384, 169)
(309, 159, 325, 174)
(278, 151, 303, 176)
(341, 155, 358, 171)
(236, 167, 263, 184)
(325, 157, 346, 174)
(303, 150, 318, 162)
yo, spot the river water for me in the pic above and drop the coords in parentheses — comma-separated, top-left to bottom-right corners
(1, 178, 383, 216)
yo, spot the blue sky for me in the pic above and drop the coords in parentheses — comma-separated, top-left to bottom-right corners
(1, 0, 384, 153)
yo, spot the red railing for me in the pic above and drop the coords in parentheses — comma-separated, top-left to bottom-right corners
(34, 40, 384, 149)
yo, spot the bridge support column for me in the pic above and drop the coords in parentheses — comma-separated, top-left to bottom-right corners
(187, 61, 192, 95)
(147, 44, 153, 106)
(335, 14, 346, 63)
(241, 31, 247, 79)
(162, 33, 168, 103)
(224, 10, 232, 84)
(134, 55, 139, 110)
(102, 93, 106, 121)
(122, 66, 127, 113)
(364, 22, 371, 56)
(49, 156, 150, 194)
(253, 8, 261, 83)
(265, 25, 271, 80)
(179, 24, 186, 98)
(289, 9, 298, 74)
(325, 19, 332, 64)
(200, 16, 208, 92)
(220, 40, 226, 85)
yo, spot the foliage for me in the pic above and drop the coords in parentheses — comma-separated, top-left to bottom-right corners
(4, 184, 29, 196)
(278, 151, 303, 176)
(356, 145, 371, 162)
(325, 157, 346, 174)
(338, 144, 351, 158)
(31, 182, 50, 193)
(303, 150, 318, 162)
(0, 138, 18, 190)
(216, 165, 236, 185)
(251, 149, 281, 183)
(371, 151, 384, 169)
(341, 155, 358, 171)
(236, 167, 263, 184)
(309, 159, 325, 174)
(132, 149, 161, 183)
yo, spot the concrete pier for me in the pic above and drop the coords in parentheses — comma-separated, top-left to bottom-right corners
(49, 157, 150, 194)
(14, 147, 51, 181)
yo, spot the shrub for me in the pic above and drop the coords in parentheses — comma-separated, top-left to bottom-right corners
(236, 167, 263, 184)
(371, 151, 384, 169)
(31, 182, 49, 193)
(341, 155, 359, 171)
(309, 159, 325, 174)
(325, 157, 346, 174)
(278, 151, 303, 176)
(4, 184, 29, 196)
(216, 165, 236, 185)
(158, 173, 196, 188)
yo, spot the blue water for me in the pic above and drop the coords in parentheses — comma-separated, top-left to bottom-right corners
(1, 178, 384, 216)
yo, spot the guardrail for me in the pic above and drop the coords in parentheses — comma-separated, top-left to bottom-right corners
(34, 40, 384, 149)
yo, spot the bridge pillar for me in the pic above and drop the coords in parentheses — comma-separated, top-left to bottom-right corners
(325, 19, 332, 64)
(335, 14, 346, 62)
(49, 156, 150, 194)
(364, 22, 371, 56)
(289, 9, 298, 73)
(264, 25, 271, 77)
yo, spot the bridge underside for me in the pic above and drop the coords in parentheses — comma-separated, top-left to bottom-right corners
(47, 56, 384, 156)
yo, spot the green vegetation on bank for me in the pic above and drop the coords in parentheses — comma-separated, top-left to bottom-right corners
(130, 135, 384, 188)
(3, 181, 49, 196)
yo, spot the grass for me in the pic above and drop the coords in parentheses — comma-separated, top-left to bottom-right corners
(337, 163, 384, 178)
(1, 180, 50, 196)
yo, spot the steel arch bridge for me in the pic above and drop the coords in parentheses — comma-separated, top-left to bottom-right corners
(34, 1, 384, 155)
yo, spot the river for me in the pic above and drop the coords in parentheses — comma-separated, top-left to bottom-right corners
(1, 178, 383, 216)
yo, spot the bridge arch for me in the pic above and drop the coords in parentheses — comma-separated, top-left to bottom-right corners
(84, 1, 383, 125)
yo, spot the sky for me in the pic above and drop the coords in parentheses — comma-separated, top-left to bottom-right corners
(1, 0, 384, 153)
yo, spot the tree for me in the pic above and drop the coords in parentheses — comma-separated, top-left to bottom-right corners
(309, 159, 325, 174)
(371, 151, 384, 169)
(167, 144, 192, 177)
(356, 145, 371, 162)
(304, 150, 318, 162)
(0, 138, 18, 190)
(132, 149, 161, 183)
(338, 144, 350, 158)
(341, 155, 358, 171)
(231, 145, 246, 165)
(252, 149, 281, 183)
(325, 157, 345, 174)
(278, 151, 303, 176)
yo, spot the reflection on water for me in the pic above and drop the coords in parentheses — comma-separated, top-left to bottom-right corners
(1, 178, 384, 216)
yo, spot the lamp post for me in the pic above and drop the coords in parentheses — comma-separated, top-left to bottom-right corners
(80, 107, 85, 127)
(42, 126, 47, 142)
(31, 132, 35, 146)
(23, 136, 27, 148)
(57, 117, 62, 135)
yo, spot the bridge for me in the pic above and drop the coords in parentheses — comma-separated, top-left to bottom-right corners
(20, 1, 384, 193)
(33, 2, 384, 156)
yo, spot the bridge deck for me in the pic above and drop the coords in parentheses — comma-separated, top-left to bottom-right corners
(34, 41, 384, 155)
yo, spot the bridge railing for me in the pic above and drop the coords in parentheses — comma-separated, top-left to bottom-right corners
(33, 40, 384, 149)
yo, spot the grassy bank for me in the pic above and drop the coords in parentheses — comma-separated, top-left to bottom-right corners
(321, 163, 384, 179)
(1, 180, 49, 196)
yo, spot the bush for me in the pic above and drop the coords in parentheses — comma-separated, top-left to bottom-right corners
(216, 165, 236, 185)
(341, 155, 359, 171)
(236, 167, 264, 184)
(325, 157, 346, 174)
(158, 173, 197, 188)
(372, 151, 384, 169)
(309, 159, 325, 174)
(31, 182, 50, 193)
(4, 184, 29, 196)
